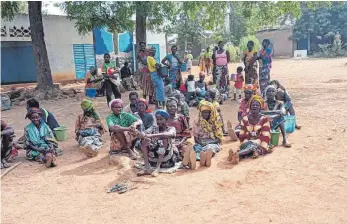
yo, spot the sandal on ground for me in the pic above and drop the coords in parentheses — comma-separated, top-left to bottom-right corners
(137, 169, 151, 176)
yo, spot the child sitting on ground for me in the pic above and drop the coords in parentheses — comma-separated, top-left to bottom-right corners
(185, 74, 196, 104)
(175, 93, 190, 127)
(231, 66, 244, 100)
(195, 72, 208, 100)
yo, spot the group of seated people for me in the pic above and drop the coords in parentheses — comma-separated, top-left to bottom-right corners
(1, 73, 300, 176)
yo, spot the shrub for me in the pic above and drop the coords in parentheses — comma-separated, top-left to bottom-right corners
(239, 35, 261, 54)
(225, 44, 241, 62)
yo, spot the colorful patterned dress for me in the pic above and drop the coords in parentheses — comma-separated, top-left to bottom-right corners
(106, 112, 141, 152)
(258, 48, 272, 95)
(167, 113, 191, 154)
(238, 115, 271, 157)
(138, 50, 154, 97)
(244, 49, 258, 85)
(143, 125, 178, 168)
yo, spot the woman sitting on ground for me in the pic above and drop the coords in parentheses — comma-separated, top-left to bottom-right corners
(106, 99, 142, 160)
(268, 80, 301, 129)
(192, 101, 223, 167)
(228, 95, 272, 164)
(238, 84, 257, 122)
(166, 98, 192, 160)
(75, 99, 105, 157)
(24, 109, 61, 168)
(134, 98, 155, 132)
(26, 98, 60, 132)
(1, 120, 15, 169)
(137, 110, 178, 177)
(263, 85, 291, 147)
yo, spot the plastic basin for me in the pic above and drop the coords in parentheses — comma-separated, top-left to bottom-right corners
(54, 126, 68, 141)
(85, 88, 97, 98)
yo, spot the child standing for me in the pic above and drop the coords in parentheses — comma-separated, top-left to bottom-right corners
(231, 66, 244, 100)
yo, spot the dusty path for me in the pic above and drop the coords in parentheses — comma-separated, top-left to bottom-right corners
(2, 58, 347, 224)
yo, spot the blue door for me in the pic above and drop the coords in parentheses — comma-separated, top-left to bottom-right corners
(1, 41, 37, 84)
(73, 44, 96, 79)
(148, 44, 160, 62)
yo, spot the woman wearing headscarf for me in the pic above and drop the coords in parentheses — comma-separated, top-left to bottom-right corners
(148, 47, 165, 108)
(192, 101, 223, 167)
(24, 109, 62, 168)
(166, 98, 192, 160)
(106, 99, 143, 160)
(238, 84, 257, 122)
(133, 98, 155, 132)
(228, 95, 272, 164)
(137, 110, 178, 177)
(137, 42, 154, 104)
(263, 85, 291, 148)
(75, 99, 105, 157)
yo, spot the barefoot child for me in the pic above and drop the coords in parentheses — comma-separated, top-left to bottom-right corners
(231, 66, 244, 100)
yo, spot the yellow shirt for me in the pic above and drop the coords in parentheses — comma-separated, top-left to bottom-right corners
(244, 49, 257, 65)
(147, 56, 157, 72)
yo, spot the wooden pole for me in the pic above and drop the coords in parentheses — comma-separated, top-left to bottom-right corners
(1, 162, 22, 178)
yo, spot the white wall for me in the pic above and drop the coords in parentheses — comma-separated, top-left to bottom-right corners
(133, 31, 167, 61)
(1, 14, 93, 81)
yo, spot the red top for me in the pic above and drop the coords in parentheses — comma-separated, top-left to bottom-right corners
(234, 73, 244, 89)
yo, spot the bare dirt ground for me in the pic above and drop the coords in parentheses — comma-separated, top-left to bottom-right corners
(2, 58, 347, 224)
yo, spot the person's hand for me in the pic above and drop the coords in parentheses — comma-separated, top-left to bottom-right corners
(110, 125, 122, 132)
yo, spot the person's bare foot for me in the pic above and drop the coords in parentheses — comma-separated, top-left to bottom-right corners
(228, 150, 239, 164)
(128, 149, 137, 160)
(151, 169, 160, 177)
(45, 155, 53, 168)
(205, 150, 213, 167)
(283, 141, 292, 148)
(189, 149, 196, 170)
(200, 152, 207, 166)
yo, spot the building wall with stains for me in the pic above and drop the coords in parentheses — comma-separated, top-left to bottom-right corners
(1, 14, 93, 83)
(256, 28, 294, 58)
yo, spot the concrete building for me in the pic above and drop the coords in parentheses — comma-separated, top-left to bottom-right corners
(256, 27, 295, 58)
(1, 14, 94, 84)
(1, 14, 167, 84)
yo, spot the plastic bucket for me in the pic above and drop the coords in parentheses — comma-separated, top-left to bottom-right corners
(284, 115, 296, 133)
(270, 130, 280, 146)
(54, 126, 68, 141)
(181, 63, 187, 72)
(85, 88, 97, 98)
(158, 66, 169, 77)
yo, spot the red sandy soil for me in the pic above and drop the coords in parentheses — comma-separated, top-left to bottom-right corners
(1, 58, 347, 224)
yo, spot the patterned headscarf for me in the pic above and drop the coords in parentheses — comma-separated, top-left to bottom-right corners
(248, 95, 265, 109)
(166, 97, 178, 107)
(243, 84, 257, 92)
(137, 98, 152, 113)
(197, 101, 223, 141)
(264, 85, 277, 96)
(155, 109, 169, 119)
(81, 99, 94, 112)
(81, 99, 99, 120)
(27, 107, 42, 119)
(109, 99, 123, 108)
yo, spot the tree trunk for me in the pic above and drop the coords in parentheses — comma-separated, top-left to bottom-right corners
(28, 1, 54, 90)
(135, 2, 147, 62)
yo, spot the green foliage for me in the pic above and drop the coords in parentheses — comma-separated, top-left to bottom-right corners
(225, 44, 241, 62)
(239, 35, 261, 54)
(1, 1, 21, 21)
(59, 2, 134, 35)
(293, 2, 347, 54)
